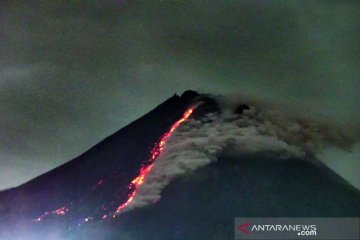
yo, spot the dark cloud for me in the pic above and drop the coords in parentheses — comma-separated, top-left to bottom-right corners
(1, 0, 359, 189)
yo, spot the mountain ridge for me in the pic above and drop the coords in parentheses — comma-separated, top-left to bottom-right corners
(0, 90, 359, 240)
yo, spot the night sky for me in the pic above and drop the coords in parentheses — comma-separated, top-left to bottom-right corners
(1, 0, 359, 190)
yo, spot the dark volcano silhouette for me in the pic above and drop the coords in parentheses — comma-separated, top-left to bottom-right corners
(0, 91, 359, 240)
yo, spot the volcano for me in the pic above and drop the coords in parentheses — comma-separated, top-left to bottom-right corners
(0, 91, 359, 240)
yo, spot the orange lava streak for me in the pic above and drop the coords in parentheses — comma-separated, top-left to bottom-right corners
(115, 107, 195, 214)
(34, 206, 68, 222)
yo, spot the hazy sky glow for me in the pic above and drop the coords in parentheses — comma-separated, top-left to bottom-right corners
(0, 0, 359, 190)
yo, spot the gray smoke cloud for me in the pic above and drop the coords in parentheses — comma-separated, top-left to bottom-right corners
(118, 101, 359, 213)
(1, 1, 359, 189)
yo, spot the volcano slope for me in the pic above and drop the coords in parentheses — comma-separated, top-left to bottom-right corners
(0, 90, 359, 240)
(73, 155, 360, 240)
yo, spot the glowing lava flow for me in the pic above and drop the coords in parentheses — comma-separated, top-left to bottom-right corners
(34, 106, 197, 222)
(114, 107, 196, 215)
(35, 206, 69, 222)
